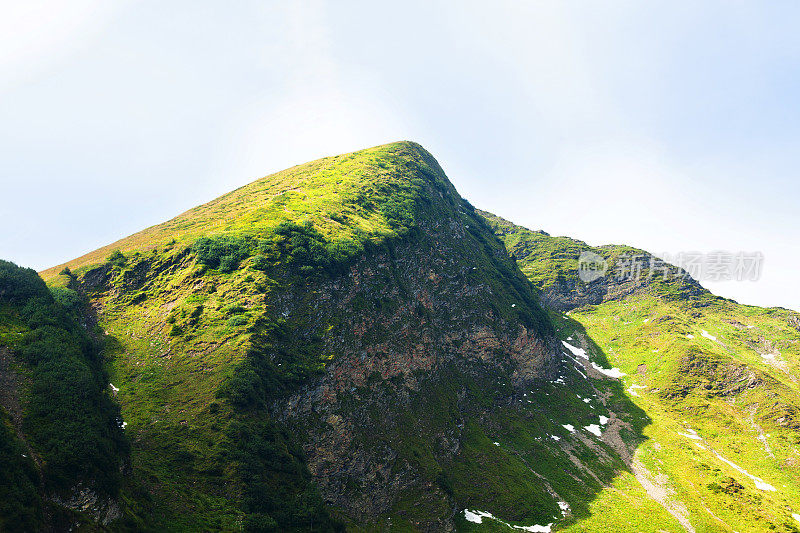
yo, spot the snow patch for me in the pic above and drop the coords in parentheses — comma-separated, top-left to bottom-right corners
(562, 341, 588, 359)
(584, 424, 602, 437)
(686, 334, 694, 339)
(493, 442, 500, 446)
(599, 415, 609, 425)
(463, 509, 553, 532)
(627, 384, 646, 397)
(109, 383, 119, 393)
(701, 330, 717, 341)
(712, 450, 776, 491)
(513, 524, 552, 533)
(464, 509, 495, 524)
(583, 398, 591, 403)
(677, 427, 702, 440)
(562, 424, 575, 433)
(558, 501, 570, 516)
(643, 318, 649, 323)
(793, 513, 800, 524)
(550, 435, 561, 441)
(590, 362, 626, 378)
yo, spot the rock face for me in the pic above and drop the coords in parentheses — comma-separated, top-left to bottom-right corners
(269, 205, 558, 528)
(37, 142, 565, 530)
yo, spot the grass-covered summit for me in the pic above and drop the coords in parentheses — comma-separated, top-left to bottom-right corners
(43, 142, 456, 279)
(37, 142, 612, 531)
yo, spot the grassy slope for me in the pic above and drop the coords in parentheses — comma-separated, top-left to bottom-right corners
(482, 210, 800, 532)
(42, 141, 449, 279)
(40, 142, 573, 530)
(44, 141, 457, 530)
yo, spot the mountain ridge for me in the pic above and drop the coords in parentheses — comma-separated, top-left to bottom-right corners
(40, 141, 447, 279)
(2, 142, 798, 531)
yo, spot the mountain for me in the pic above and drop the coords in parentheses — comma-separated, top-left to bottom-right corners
(26, 141, 639, 532)
(481, 211, 800, 532)
(2, 141, 797, 532)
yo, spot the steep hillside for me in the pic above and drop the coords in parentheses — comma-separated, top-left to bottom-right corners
(23, 140, 797, 531)
(0, 260, 129, 531)
(35, 142, 649, 531)
(483, 210, 800, 532)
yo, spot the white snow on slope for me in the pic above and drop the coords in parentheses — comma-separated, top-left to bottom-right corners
(677, 427, 702, 440)
(627, 384, 646, 397)
(558, 501, 570, 516)
(109, 383, 119, 393)
(562, 341, 588, 359)
(464, 509, 495, 523)
(514, 524, 552, 532)
(701, 330, 717, 341)
(793, 513, 800, 524)
(686, 334, 694, 339)
(562, 424, 575, 433)
(584, 424, 602, 437)
(463, 509, 553, 532)
(674, 427, 777, 492)
(712, 450, 776, 491)
(599, 415, 609, 425)
(590, 362, 626, 378)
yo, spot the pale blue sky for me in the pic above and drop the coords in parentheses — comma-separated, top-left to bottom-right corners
(1, 1, 798, 310)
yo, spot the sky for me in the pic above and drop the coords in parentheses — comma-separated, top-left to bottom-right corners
(1, 1, 798, 310)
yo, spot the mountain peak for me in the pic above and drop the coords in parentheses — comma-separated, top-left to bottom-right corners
(42, 141, 454, 279)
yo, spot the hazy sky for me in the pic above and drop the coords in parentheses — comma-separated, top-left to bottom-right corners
(2, 1, 798, 310)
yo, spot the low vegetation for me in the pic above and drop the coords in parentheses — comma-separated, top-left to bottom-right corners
(0, 260, 129, 530)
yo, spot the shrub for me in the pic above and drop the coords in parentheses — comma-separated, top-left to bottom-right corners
(227, 315, 248, 328)
(0, 261, 129, 498)
(224, 304, 246, 315)
(250, 255, 270, 271)
(0, 260, 48, 303)
(192, 235, 250, 272)
(106, 250, 126, 267)
(49, 286, 82, 314)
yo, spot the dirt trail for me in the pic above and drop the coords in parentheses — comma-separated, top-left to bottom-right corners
(631, 453, 696, 533)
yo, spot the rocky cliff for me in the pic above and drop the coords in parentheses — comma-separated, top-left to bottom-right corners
(41, 142, 618, 531)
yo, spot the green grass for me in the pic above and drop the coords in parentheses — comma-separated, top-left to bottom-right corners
(38, 142, 555, 530)
(483, 209, 800, 532)
(41, 142, 454, 279)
